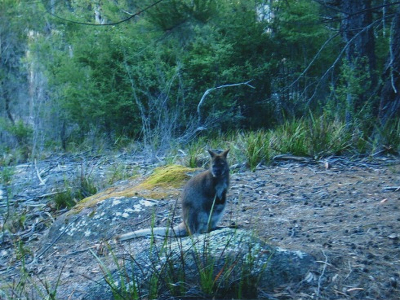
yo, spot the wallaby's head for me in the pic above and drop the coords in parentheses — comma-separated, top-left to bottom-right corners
(208, 149, 230, 178)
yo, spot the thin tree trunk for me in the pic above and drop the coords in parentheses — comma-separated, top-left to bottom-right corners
(340, 0, 376, 124)
(379, 5, 400, 124)
(4, 92, 15, 125)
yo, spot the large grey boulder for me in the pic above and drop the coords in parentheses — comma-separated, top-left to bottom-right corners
(84, 228, 317, 299)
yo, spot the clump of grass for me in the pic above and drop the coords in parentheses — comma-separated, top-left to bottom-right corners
(185, 139, 207, 168)
(270, 119, 309, 156)
(0, 165, 14, 185)
(306, 114, 351, 157)
(106, 163, 135, 186)
(52, 165, 98, 210)
(53, 189, 76, 210)
(171, 112, 400, 172)
(372, 119, 400, 154)
(269, 114, 353, 159)
(238, 131, 272, 171)
(95, 225, 268, 300)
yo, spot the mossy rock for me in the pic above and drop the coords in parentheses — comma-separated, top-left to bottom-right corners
(139, 164, 197, 189)
(68, 164, 199, 215)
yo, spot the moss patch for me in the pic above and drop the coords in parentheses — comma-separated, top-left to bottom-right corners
(139, 164, 197, 189)
(68, 165, 199, 215)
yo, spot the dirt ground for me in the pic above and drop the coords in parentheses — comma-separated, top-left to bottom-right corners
(108, 156, 400, 299)
(224, 157, 400, 299)
(1, 155, 400, 299)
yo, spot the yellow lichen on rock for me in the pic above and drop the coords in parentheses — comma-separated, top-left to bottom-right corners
(68, 164, 199, 215)
(139, 164, 197, 189)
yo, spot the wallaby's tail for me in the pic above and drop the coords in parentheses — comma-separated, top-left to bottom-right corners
(115, 223, 187, 242)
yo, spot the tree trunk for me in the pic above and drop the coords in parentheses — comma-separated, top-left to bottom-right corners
(340, 0, 376, 124)
(4, 93, 15, 125)
(379, 5, 400, 124)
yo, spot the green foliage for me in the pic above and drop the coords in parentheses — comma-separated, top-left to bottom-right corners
(185, 139, 207, 168)
(0, 165, 14, 185)
(330, 57, 375, 125)
(0, 119, 33, 162)
(2, 0, 399, 158)
(32, 0, 279, 148)
(8, 120, 33, 146)
(271, 0, 340, 116)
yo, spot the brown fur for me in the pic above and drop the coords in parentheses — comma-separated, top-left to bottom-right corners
(115, 149, 230, 242)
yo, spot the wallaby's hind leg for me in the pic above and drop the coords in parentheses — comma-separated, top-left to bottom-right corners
(187, 210, 208, 234)
(199, 210, 216, 233)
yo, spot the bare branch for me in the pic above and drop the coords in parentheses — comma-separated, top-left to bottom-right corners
(45, 0, 165, 26)
(289, 32, 340, 89)
(34, 159, 46, 186)
(196, 80, 255, 122)
(306, 18, 382, 106)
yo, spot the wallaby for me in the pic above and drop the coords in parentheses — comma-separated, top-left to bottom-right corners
(115, 149, 230, 242)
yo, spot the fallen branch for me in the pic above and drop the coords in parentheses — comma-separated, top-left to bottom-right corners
(316, 250, 328, 299)
(34, 159, 46, 185)
(383, 186, 400, 191)
(273, 154, 312, 163)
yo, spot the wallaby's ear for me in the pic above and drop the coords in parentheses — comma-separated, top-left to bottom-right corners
(208, 149, 230, 158)
(222, 149, 230, 158)
(208, 149, 216, 158)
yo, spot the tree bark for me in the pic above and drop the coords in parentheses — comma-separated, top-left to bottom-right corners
(379, 4, 400, 124)
(340, 0, 376, 124)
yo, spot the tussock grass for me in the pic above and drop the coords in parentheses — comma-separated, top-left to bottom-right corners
(373, 118, 400, 154)
(183, 114, 400, 170)
(237, 130, 272, 171)
(52, 167, 98, 210)
(92, 228, 268, 299)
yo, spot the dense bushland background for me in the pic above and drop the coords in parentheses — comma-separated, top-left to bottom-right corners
(1, 0, 400, 163)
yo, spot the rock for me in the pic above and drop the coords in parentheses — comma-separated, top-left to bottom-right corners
(44, 196, 158, 244)
(84, 228, 317, 299)
(42, 164, 197, 245)
(29, 162, 317, 299)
